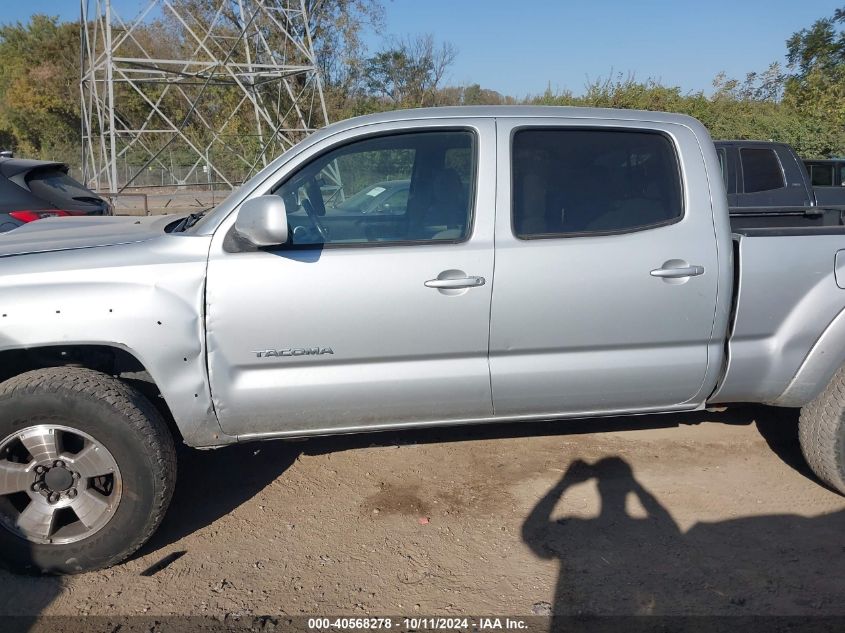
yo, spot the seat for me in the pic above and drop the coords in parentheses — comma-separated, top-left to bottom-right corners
(419, 168, 467, 239)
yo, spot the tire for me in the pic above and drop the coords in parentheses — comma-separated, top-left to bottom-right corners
(0, 367, 176, 574)
(798, 365, 845, 495)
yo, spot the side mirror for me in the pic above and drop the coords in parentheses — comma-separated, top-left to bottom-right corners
(233, 195, 288, 247)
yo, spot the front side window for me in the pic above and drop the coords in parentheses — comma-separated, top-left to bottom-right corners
(274, 130, 475, 246)
(740, 148, 785, 193)
(512, 128, 683, 238)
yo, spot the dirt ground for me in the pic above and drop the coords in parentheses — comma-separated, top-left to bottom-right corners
(2, 405, 844, 619)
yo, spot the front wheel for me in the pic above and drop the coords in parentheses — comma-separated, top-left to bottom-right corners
(798, 366, 845, 495)
(0, 367, 176, 573)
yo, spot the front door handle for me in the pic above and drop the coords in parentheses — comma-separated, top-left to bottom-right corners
(424, 276, 486, 289)
(650, 264, 705, 278)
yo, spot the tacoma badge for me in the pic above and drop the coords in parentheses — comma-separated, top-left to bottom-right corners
(253, 347, 334, 358)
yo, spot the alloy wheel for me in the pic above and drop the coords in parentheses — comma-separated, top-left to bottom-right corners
(0, 424, 122, 544)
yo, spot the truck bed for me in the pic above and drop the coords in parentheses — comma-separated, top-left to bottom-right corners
(729, 207, 845, 231)
(731, 225, 845, 237)
(711, 227, 845, 405)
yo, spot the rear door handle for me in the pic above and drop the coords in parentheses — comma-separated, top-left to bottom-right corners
(424, 276, 486, 289)
(650, 265, 705, 278)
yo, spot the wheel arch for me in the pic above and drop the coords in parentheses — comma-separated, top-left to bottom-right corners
(0, 344, 184, 444)
(0, 343, 231, 447)
(773, 306, 845, 407)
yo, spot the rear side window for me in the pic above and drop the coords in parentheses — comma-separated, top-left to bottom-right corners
(740, 148, 785, 193)
(512, 128, 683, 238)
(810, 164, 834, 187)
(26, 169, 103, 208)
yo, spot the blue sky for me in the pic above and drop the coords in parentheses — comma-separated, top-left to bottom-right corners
(5, 0, 843, 97)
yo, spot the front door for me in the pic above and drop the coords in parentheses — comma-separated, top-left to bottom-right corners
(206, 120, 496, 437)
(489, 120, 720, 416)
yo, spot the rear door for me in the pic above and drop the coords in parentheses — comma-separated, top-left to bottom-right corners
(490, 118, 720, 416)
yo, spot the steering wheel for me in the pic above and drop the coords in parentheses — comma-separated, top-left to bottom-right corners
(301, 197, 330, 242)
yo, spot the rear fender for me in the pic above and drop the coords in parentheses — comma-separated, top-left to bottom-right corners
(774, 306, 845, 407)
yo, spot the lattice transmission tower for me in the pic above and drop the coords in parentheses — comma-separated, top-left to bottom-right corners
(80, 0, 329, 194)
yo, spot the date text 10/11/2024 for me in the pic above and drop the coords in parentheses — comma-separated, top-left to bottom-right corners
(307, 617, 530, 630)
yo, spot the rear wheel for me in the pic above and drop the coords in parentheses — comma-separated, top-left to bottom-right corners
(798, 366, 845, 495)
(0, 367, 176, 573)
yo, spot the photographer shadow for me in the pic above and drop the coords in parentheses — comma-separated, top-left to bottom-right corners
(0, 564, 62, 631)
(522, 457, 845, 618)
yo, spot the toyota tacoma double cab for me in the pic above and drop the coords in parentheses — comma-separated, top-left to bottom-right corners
(2, 106, 845, 574)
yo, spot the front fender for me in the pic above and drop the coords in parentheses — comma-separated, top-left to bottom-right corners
(0, 235, 233, 447)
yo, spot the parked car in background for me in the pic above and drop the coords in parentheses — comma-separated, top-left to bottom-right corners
(804, 158, 845, 188)
(713, 140, 845, 227)
(0, 157, 110, 232)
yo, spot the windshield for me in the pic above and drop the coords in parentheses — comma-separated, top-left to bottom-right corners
(185, 141, 304, 233)
(183, 127, 378, 233)
(183, 185, 241, 232)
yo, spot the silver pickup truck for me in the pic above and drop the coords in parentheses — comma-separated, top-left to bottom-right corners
(1, 106, 844, 574)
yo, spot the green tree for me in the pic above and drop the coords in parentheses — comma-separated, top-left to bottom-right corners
(783, 7, 845, 156)
(460, 83, 510, 105)
(363, 35, 457, 107)
(0, 15, 80, 160)
(525, 70, 840, 158)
